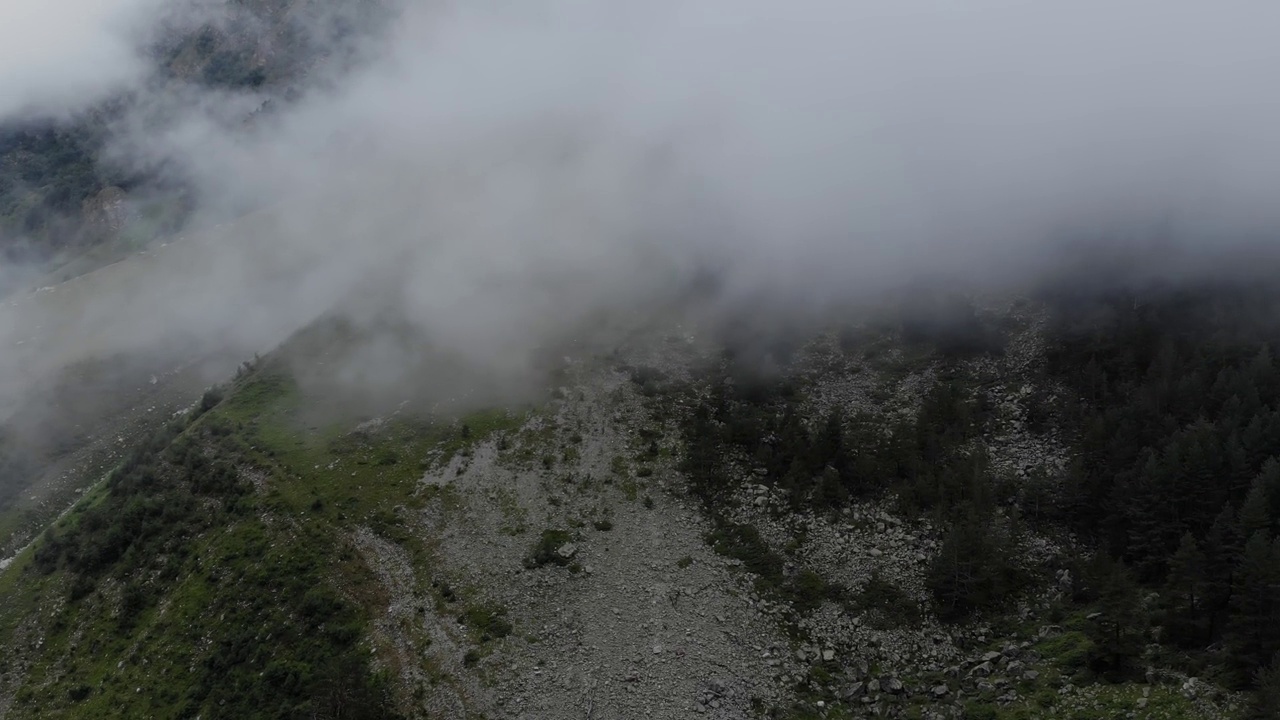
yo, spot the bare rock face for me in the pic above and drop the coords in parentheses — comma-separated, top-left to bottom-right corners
(81, 187, 130, 239)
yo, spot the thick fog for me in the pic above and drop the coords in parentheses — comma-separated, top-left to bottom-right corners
(0, 0, 170, 117)
(5, 0, 1280, 415)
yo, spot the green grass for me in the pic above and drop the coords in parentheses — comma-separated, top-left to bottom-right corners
(211, 365, 525, 527)
(961, 683, 1212, 720)
(0, 374, 400, 717)
(9, 500, 395, 718)
(944, 616, 1218, 720)
(0, 356, 537, 719)
(621, 478, 639, 502)
(1036, 629, 1092, 674)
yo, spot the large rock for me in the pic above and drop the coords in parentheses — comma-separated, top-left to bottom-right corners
(839, 682, 865, 700)
(969, 661, 993, 677)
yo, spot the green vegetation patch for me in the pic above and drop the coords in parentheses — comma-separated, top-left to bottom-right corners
(524, 529, 575, 569)
(1, 351, 538, 718)
(4, 381, 401, 719)
(463, 603, 513, 642)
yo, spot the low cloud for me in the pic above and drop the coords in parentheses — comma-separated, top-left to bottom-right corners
(0, 0, 175, 118)
(6, 0, 1280, 414)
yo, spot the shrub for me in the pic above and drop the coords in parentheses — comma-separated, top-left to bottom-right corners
(524, 529, 573, 568)
(785, 569, 836, 614)
(197, 387, 224, 415)
(463, 605, 513, 641)
(852, 571, 921, 624)
(708, 523, 783, 583)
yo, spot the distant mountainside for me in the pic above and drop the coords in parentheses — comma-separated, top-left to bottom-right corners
(0, 0, 387, 281)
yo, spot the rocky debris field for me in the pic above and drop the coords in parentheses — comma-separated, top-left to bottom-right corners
(346, 310, 1241, 719)
(397, 367, 795, 719)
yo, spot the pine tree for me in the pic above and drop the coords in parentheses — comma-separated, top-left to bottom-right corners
(1226, 434, 1254, 496)
(1085, 556, 1148, 681)
(1243, 411, 1277, 469)
(1250, 344, 1277, 399)
(1240, 472, 1274, 542)
(1226, 532, 1280, 683)
(927, 504, 1020, 621)
(817, 465, 847, 509)
(1203, 502, 1244, 631)
(1258, 457, 1280, 521)
(1247, 652, 1280, 720)
(1176, 423, 1221, 531)
(1163, 532, 1209, 647)
(681, 405, 721, 505)
(815, 410, 844, 467)
(1123, 449, 1180, 580)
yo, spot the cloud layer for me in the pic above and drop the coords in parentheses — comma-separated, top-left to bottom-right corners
(0, 0, 173, 118)
(174, 0, 1280, 294)
(6, 0, 1280, 413)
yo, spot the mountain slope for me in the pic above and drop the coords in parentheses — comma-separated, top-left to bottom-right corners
(1, 284, 1266, 719)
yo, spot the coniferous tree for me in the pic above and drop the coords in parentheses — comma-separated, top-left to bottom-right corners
(1163, 532, 1209, 647)
(928, 503, 1022, 621)
(1257, 458, 1280, 522)
(1203, 502, 1244, 633)
(1239, 474, 1274, 543)
(1246, 653, 1280, 720)
(1085, 556, 1148, 681)
(1226, 532, 1280, 684)
(1226, 435, 1254, 496)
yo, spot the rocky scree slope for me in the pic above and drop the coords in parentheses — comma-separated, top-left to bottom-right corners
(0, 300, 1247, 719)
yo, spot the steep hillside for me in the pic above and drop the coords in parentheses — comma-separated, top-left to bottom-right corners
(0, 0, 390, 283)
(4, 282, 1275, 719)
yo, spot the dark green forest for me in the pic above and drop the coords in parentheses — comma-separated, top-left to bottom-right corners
(0, 119, 119, 261)
(656, 272, 1280, 717)
(1044, 280, 1280, 695)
